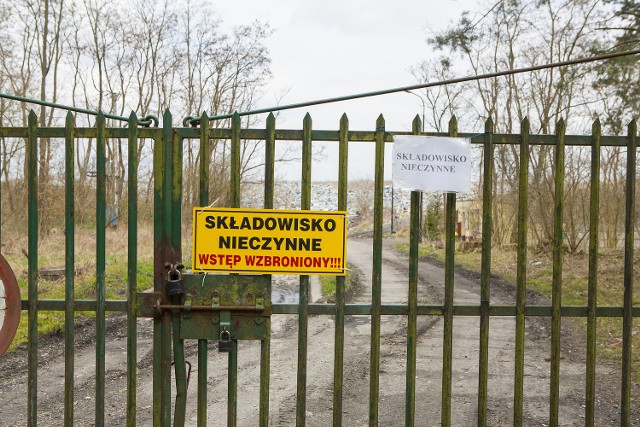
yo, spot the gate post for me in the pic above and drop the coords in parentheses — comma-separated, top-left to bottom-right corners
(153, 109, 183, 426)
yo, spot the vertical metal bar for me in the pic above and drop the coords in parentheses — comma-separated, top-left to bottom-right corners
(199, 112, 210, 206)
(153, 113, 165, 427)
(441, 116, 458, 427)
(296, 113, 312, 427)
(197, 111, 210, 427)
(228, 111, 241, 427)
(95, 112, 107, 427)
(230, 112, 241, 208)
(171, 134, 183, 249)
(549, 119, 566, 427)
(27, 110, 38, 427)
(621, 119, 636, 426)
(154, 109, 175, 427)
(369, 114, 385, 427)
(406, 197, 419, 427)
(260, 112, 276, 427)
(153, 124, 164, 427)
(585, 119, 600, 427)
(405, 115, 421, 427)
(172, 310, 187, 426)
(513, 117, 530, 426)
(197, 342, 207, 427)
(227, 339, 238, 427)
(333, 113, 349, 427)
(441, 193, 456, 427)
(170, 151, 186, 427)
(161, 312, 172, 427)
(264, 113, 275, 209)
(152, 145, 164, 427)
(442, 194, 456, 427)
(127, 112, 139, 427)
(161, 109, 175, 427)
(172, 125, 186, 427)
(64, 112, 76, 427)
(477, 118, 494, 426)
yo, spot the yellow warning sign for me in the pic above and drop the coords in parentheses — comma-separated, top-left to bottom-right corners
(192, 208, 347, 275)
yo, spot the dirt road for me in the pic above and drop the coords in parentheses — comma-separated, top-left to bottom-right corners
(0, 237, 635, 425)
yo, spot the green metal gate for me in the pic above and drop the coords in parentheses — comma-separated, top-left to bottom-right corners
(0, 109, 638, 426)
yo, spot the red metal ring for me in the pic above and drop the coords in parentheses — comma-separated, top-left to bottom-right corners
(0, 253, 20, 355)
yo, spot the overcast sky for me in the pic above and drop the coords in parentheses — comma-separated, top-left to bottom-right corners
(213, 1, 478, 180)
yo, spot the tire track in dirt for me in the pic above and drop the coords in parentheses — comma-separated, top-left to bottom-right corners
(364, 237, 631, 426)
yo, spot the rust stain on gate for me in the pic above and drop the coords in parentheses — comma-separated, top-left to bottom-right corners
(0, 109, 638, 426)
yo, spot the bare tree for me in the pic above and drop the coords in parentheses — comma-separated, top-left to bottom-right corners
(410, 58, 467, 132)
(176, 7, 272, 210)
(0, 0, 276, 231)
(427, 0, 611, 250)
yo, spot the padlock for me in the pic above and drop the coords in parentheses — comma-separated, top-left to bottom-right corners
(218, 328, 232, 353)
(166, 266, 185, 296)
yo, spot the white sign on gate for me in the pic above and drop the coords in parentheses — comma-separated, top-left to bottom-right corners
(392, 135, 471, 193)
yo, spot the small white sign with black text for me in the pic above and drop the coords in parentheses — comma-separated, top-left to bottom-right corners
(392, 135, 471, 193)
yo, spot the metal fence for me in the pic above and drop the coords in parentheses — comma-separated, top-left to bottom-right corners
(0, 109, 638, 426)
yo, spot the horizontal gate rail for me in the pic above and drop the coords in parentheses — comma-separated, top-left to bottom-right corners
(1, 109, 638, 426)
(0, 125, 636, 146)
(18, 300, 640, 317)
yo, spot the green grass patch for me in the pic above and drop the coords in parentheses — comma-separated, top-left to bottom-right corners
(9, 256, 155, 351)
(320, 266, 354, 300)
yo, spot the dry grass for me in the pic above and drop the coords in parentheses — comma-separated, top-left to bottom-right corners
(3, 225, 155, 350)
(3, 225, 154, 272)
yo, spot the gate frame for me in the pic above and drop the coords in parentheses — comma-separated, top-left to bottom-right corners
(1, 110, 638, 426)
